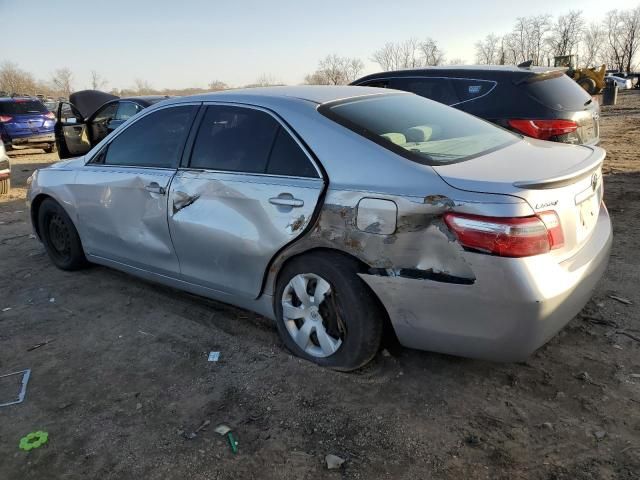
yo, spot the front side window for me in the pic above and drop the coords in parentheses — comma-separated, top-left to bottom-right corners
(115, 102, 142, 121)
(319, 93, 517, 165)
(93, 103, 118, 123)
(103, 105, 196, 168)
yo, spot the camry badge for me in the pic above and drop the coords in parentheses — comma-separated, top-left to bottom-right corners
(591, 172, 598, 192)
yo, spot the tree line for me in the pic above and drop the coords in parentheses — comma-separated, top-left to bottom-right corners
(1, 7, 638, 97)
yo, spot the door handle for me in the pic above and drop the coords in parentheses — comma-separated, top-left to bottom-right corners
(145, 182, 166, 195)
(269, 194, 304, 208)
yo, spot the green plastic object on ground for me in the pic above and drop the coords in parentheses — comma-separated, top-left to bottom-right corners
(227, 432, 238, 454)
(19, 431, 49, 451)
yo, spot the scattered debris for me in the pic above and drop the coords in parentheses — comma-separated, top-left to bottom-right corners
(27, 340, 54, 352)
(214, 424, 231, 436)
(616, 331, 640, 343)
(465, 434, 482, 446)
(325, 454, 345, 469)
(19, 431, 48, 451)
(2, 307, 11, 312)
(581, 315, 618, 328)
(613, 344, 623, 350)
(227, 432, 238, 454)
(0, 369, 31, 407)
(208, 351, 220, 362)
(574, 371, 606, 388)
(135, 402, 142, 410)
(138, 330, 154, 336)
(381, 349, 391, 357)
(49, 298, 55, 303)
(608, 294, 632, 305)
(594, 430, 607, 440)
(183, 419, 211, 439)
(540, 422, 553, 430)
(630, 374, 640, 379)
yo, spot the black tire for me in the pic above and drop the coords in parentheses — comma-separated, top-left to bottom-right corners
(43, 143, 57, 154)
(274, 251, 384, 371)
(578, 77, 598, 95)
(0, 178, 9, 195)
(37, 198, 88, 270)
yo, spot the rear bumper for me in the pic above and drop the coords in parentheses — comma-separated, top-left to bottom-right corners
(360, 206, 612, 362)
(11, 133, 55, 146)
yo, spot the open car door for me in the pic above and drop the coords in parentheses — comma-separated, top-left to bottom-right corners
(55, 90, 119, 159)
(55, 101, 91, 159)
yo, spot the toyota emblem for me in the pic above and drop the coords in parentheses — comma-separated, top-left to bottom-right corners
(591, 173, 598, 192)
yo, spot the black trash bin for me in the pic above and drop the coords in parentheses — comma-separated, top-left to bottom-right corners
(602, 82, 618, 106)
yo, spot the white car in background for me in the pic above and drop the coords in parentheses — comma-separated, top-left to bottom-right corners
(606, 75, 633, 90)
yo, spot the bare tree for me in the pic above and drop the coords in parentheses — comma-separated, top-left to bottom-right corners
(603, 10, 627, 71)
(447, 58, 467, 65)
(0, 61, 37, 95)
(249, 74, 281, 87)
(133, 79, 154, 95)
(208, 80, 228, 91)
(304, 54, 364, 85)
(51, 67, 73, 97)
(621, 7, 640, 72)
(475, 33, 501, 64)
(582, 22, 605, 67)
(372, 38, 445, 70)
(548, 11, 584, 57)
(90, 70, 107, 90)
(419, 38, 445, 66)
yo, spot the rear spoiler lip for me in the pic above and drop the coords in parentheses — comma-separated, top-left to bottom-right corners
(513, 146, 605, 190)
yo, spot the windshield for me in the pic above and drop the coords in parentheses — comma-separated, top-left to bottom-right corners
(522, 74, 592, 110)
(0, 100, 48, 115)
(319, 93, 517, 165)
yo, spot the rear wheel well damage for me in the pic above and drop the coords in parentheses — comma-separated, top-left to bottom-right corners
(270, 247, 399, 347)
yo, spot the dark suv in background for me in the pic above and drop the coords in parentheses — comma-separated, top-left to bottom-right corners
(352, 66, 600, 145)
(0, 96, 56, 152)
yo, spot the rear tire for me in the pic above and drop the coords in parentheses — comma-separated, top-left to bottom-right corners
(37, 198, 88, 270)
(578, 77, 598, 95)
(0, 178, 9, 195)
(43, 143, 57, 154)
(274, 252, 384, 371)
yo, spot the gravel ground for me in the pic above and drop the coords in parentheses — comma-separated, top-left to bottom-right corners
(1, 91, 639, 479)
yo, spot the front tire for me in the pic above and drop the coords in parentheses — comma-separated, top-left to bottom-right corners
(37, 198, 88, 270)
(274, 252, 384, 371)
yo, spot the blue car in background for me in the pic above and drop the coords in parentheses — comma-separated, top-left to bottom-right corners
(0, 96, 57, 153)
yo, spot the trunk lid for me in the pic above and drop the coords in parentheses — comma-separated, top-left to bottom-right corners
(433, 138, 605, 260)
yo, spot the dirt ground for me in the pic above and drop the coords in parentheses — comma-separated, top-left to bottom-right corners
(1, 92, 639, 480)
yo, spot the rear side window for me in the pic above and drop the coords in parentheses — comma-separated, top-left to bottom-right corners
(522, 74, 592, 110)
(267, 128, 318, 177)
(388, 78, 459, 106)
(104, 105, 196, 168)
(0, 100, 47, 115)
(93, 103, 118, 123)
(319, 93, 517, 165)
(190, 105, 317, 177)
(451, 79, 495, 103)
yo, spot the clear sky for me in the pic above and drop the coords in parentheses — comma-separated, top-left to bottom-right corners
(1, 0, 638, 90)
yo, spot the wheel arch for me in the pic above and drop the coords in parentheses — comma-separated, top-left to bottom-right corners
(269, 246, 397, 345)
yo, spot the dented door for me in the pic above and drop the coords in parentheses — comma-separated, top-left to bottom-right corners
(74, 166, 180, 275)
(168, 171, 323, 298)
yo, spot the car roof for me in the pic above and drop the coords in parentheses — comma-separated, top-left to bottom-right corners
(354, 65, 566, 84)
(118, 95, 169, 105)
(161, 85, 395, 107)
(0, 96, 41, 102)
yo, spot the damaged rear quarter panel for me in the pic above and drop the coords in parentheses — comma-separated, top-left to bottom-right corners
(264, 187, 533, 295)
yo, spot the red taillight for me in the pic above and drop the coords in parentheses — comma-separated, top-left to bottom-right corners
(0, 115, 12, 123)
(44, 112, 55, 120)
(507, 119, 578, 140)
(443, 211, 564, 258)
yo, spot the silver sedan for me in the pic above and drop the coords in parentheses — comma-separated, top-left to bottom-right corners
(27, 86, 612, 370)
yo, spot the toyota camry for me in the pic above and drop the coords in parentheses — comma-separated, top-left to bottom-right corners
(27, 86, 612, 370)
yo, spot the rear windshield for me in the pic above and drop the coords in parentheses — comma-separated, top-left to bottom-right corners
(522, 74, 592, 110)
(0, 100, 48, 115)
(319, 93, 517, 165)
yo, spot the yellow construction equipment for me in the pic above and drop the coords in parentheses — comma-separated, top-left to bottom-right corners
(554, 55, 606, 95)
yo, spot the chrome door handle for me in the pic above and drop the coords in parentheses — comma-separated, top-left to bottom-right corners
(269, 195, 304, 208)
(145, 182, 166, 195)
